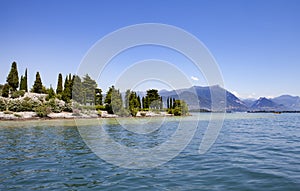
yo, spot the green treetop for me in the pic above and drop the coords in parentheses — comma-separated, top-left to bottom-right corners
(56, 73, 63, 95)
(6, 61, 19, 91)
(32, 72, 44, 93)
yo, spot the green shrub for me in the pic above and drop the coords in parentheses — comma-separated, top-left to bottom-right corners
(46, 98, 64, 113)
(95, 105, 106, 111)
(7, 99, 22, 112)
(35, 104, 51, 117)
(63, 102, 73, 112)
(18, 97, 42, 112)
(11, 90, 25, 98)
(0, 98, 7, 111)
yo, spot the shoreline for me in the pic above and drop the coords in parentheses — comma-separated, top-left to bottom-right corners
(0, 111, 176, 122)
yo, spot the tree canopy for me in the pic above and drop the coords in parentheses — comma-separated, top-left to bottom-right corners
(6, 62, 19, 91)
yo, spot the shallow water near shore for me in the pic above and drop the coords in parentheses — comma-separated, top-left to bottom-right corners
(0, 113, 299, 190)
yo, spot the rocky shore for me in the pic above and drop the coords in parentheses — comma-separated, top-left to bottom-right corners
(0, 111, 173, 121)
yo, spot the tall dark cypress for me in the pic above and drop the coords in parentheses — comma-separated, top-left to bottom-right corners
(32, 72, 43, 93)
(56, 73, 63, 95)
(6, 61, 19, 91)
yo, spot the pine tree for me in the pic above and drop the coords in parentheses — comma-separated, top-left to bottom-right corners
(125, 89, 131, 109)
(2, 84, 10, 97)
(95, 88, 102, 105)
(6, 61, 19, 91)
(56, 73, 63, 95)
(82, 74, 97, 105)
(72, 75, 84, 103)
(32, 72, 44, 93)
(47, 85, 56, 100)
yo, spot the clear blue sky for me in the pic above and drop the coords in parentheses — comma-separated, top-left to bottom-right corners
(0, 0, 299, 98)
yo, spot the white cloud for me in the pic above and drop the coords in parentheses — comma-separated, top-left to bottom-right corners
(191, 76, 199, 81)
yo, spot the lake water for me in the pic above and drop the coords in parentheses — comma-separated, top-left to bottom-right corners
(0, 113, 299, 190)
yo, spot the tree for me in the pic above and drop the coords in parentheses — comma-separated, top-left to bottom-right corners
(167, 97, 169, 109)
(20, 75, 24, 90)
(142, 97, 145, 109)
(95, 88, 103, 105)
(56, 73, 63, 95)
(24, 68, 28, 92)
(128, 91, 140, 116)
(46, 85, 56, 100)
(32, 72, 44, 93)
(2, 84, 10, 97)
(137, 96, 141, 109)
(20, 69, 28, 92)
(144, 89, 162, 109)
(124, 89, 131, 109)
(82, 74, 97, 105)
(62, 76, 71, 102)
(6, 61, 19, 91)
(72, 75, 84, 103)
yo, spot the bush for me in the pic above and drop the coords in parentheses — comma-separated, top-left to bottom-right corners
(46, 98, 64, 113)
(11, 90, 25, 98)
(130, 108, 139, 117)
(0, 98, 7, 111)
(63, 102, 73, 112)
(22, 97, 42, 111)
(35, 104, 51, 117)
(7, 99, 22, 112)
(95, 105, 106, 111)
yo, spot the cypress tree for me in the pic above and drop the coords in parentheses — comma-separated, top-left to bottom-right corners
(137, 95, 141, 109)
(19, 75, 24, 90)
(6, 61, 19, 91)
(32, 72, 43, 93)
(172, 98, 176, 109)
(56, 73, 63, 95)
(24, 68, 28, 92)
(142, 97, 145, 109)
(62, 76, 71, 102)
(160, 97, 163, 109)
(167, 97, 169, 109)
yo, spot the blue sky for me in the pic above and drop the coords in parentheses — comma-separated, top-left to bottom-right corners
(0, 0, 299, 98)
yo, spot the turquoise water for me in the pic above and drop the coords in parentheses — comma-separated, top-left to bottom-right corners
(0, 113, 299, 190)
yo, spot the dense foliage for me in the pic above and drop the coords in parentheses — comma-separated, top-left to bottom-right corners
(6, 62, 19, 91)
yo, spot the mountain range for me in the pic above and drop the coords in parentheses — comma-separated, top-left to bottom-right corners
(156, 86, 300, 112)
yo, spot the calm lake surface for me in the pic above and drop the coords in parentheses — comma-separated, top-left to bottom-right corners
(0, 113, 299, 190)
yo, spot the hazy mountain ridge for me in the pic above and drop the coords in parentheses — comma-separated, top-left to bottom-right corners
(157, 86, 300, 112)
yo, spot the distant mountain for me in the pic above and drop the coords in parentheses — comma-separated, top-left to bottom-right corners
(242, 98, 256, 108)
(159, 85, 248, 111)
(250, 97, 287, 111)
(125, 86, 300, 112)
(272, 95, 300, 111)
